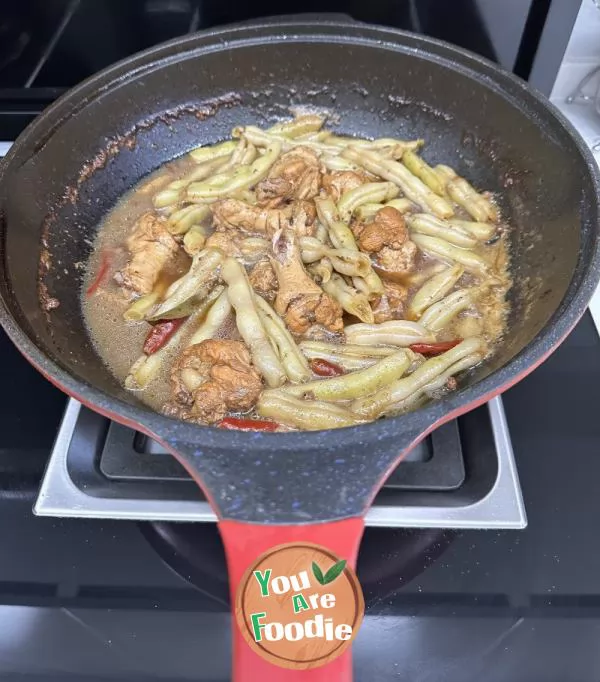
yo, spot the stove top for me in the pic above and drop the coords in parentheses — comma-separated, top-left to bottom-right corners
(35, 397, 526, 528)
(0, 313, 599, 682)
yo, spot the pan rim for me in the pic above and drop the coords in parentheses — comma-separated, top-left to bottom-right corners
(0, 18, 599, 451)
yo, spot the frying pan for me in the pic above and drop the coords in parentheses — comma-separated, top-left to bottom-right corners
(0, 16, 599, 681)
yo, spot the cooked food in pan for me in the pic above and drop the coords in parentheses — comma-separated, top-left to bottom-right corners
(82, 114, 510, 431)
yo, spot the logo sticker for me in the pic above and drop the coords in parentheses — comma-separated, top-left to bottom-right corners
(235, 542, 364, 670)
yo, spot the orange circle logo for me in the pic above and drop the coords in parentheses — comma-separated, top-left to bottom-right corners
(235, 542, 365, 670)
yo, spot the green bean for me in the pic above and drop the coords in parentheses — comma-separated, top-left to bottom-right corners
(345, 320, 434, 346)
(355, 202, 385, 221)
(303, 352, 374, 371)
(448, 219, 496, 241)
(411, 233, 491, 276)
(321, 154, 361, 172)
(315, 198, 359, 250)
(296, 130, 331, 142)
(326, 135, 424, 153)
(239, 142, 258, 166)
(234, 189, 258, 205)
(213, 138, 256, 176)
(234, 126, 340, 155)
(221, 258, 286, 387)
(139, 173, 173, 196)
(168, 205, 212, 236)
(419, 288, 479, 332)
(189, 140, 238, 164)
(153, 187, 182, 209)
(183, 224, 209, 256)
(404, 262, 447, 287)
(386, 198, 415, 213)
(202, 170, 233, 188)
(322, 273, 374, 323)
(183, 156, 232, 184)
(342, 147, 454, 219)
(284, 350, 411, 401)
(307, 258, 333, 284)
(299, 341, 398, 371)
(147, 249, 223, 321)
(388, 352, 482, 415)
(268, 114, 325, 138)
(447, 177, 499, 223)
(188, 289, 231, 346)
(153, 157, 231, 209)
(356, 198, 415, 221)
(352, 337, 483, 418)
(239, 237, 269, 264)
(301, 341, 400, 359)
(125, 288, 224, 390)
(357, 272, 385, 298)
(434, 164, 457, 184)
(407, 213, 478, 248)
(123, 291, 162, 322)
(351, 276, 370, 297)
(315, 197, 384, 293)
(337, 182, 399, 221)
(126, 354, 163, 391)
(315, 222, 329, 243)
(407, 264, 464, 319)
(402, 150, 446, 196)
(187, 140, 282, 200)
(325, 218, 357, 252)
(254, 294, 311, 384)
(300, 237, 372, 278)
(257, 392, 365, 430)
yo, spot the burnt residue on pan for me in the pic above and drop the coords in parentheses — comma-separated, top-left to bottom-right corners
(76, 93, 242, 190)
(36, 92, 243, 319)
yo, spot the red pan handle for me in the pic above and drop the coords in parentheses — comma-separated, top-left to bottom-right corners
(219, 518, 365, 682)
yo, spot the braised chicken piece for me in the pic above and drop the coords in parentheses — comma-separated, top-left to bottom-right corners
(115, 213, 178, 295)
(371, 281, 408, 323)
(353, 206, 417, 275)
(288, 200, 317, 238)
(211, 198, 317, 238)
(249, 260, 278, 302)
(211, 199, 287, 236)
(322, 171, 369, 202)
(285, 296, 344, 338)
(165, 339, 262, 424)
(256, 147, 321, 206)
(205, 230, 243, 258)
(271, 229, 343, 336)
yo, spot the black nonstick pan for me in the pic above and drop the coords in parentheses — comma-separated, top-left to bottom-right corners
(0, 17, 598, 681)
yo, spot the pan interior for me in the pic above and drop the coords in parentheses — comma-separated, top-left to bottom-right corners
(0, 31, 595, 414)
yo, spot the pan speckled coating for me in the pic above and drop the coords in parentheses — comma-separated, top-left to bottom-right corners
(0, 19, 598, 523)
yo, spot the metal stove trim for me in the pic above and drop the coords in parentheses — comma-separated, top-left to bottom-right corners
(34, 397, 526, 529)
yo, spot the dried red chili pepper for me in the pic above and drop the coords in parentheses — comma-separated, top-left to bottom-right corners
(409, 340, 461, 356)
(85, 250, 112, 297)
(143, 318, 187, 355)
(309, 358, 345, 377)
(217, 417, 279, 432)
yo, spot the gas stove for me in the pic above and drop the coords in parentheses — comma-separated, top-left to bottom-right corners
(35, 397, 526, 529)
